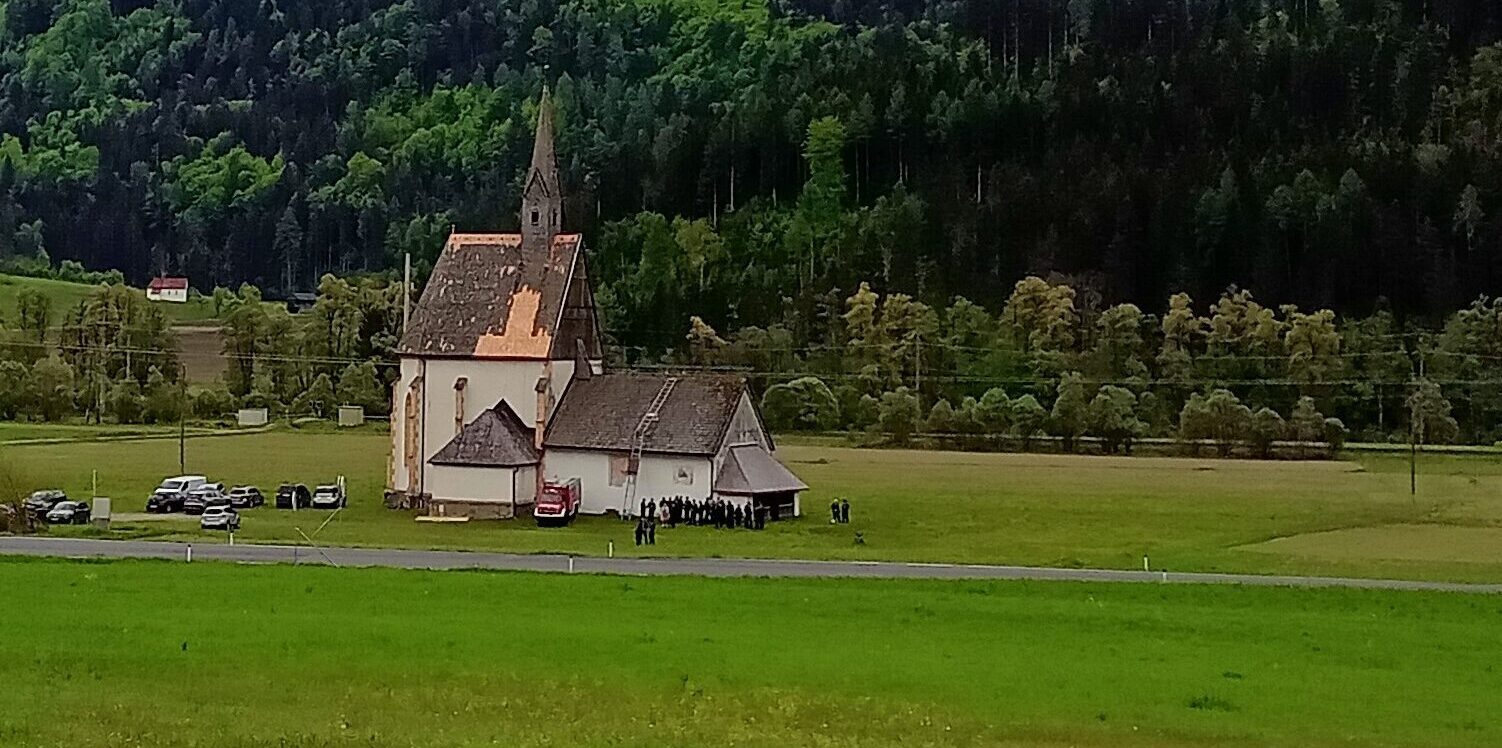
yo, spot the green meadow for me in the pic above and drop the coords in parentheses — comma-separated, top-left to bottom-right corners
(9, 426, 1502, 582)
(1, 558, 1497, 747)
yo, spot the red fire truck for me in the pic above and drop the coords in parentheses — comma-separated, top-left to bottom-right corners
(534, 478, 582, 527)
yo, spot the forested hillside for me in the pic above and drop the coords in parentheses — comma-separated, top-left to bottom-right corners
(2, 0, 1502, 350)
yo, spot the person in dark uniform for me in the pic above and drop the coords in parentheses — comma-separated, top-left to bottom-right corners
(634, 517, 644, 546)
(830, 498, 840, 524)
(840, 498, 851, 524)
(647, 515, 656, 545)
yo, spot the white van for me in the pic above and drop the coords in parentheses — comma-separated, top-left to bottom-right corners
(146, 475, 209, 513)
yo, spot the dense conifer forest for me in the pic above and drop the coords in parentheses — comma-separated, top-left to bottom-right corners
(5, 0, 1502, 445)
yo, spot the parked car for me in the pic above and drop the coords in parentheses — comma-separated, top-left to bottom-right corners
(199, 505, 241, 532)
(310, 484, 346, 509)
(227, 486, 264, 509)
(183, 484, 227, 515)
(46, 501, 92, 525)
(22, 490, 68, 520)
(146, 475, 208, 513)
(534, 478, 582, 527)
(275, 483, 311, 509)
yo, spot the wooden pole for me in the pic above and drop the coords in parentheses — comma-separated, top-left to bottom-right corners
(402, 252, 412, 335)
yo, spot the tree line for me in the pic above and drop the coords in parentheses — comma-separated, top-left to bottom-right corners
(682, 276, 1484, 454)
(0, 275, 398, 425)
(3, 0, 1502, 350)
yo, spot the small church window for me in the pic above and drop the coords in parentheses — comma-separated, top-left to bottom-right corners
(551, 209, 558, 227)
(530, 209, 540, 226)
(674, 466, 694, 485)
(609, 454, 630, 487)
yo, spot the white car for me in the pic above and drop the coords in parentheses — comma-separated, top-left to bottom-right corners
(310, 484, 346, 509)
(199, 505, 241, 532)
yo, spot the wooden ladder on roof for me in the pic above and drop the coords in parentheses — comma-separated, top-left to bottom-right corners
(622, 377, 678, 517)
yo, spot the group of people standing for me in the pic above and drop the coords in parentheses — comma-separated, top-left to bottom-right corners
(632, 497, 768, 545)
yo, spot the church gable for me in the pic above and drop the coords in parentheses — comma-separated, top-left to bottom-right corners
(551, 249, 603, 360)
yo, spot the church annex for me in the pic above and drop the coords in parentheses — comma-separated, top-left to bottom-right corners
(388, 90, 804, 520)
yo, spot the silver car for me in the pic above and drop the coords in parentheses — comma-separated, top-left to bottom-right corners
(199, 505, 240, 532)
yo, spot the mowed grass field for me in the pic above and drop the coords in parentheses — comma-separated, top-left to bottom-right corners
(9, 427, 1502, 581)
(3, 558, 1499, 748)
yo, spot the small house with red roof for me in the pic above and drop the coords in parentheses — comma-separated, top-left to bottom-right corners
(146, 276, 189, 303)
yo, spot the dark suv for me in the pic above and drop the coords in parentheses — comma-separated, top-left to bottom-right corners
(275, 483, 311, 509)
(228, 486, 264, 509)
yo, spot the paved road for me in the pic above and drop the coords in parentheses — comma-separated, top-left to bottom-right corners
(2, 536, 1499, 593)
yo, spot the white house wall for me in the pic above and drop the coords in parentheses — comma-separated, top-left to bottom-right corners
(545, 449, 712, 515)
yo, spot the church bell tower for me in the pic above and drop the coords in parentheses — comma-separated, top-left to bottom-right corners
(521, 87, 562, 246)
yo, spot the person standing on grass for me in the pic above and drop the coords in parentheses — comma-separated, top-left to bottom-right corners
(634, 516, 644, 546)
(840, 498, 850, 524)
(647, 515, 657, 545)
(830, 498, 840, 524)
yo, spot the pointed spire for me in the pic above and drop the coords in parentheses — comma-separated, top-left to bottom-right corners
(530, 87, 558, 196)
(521, 86, 563, 242)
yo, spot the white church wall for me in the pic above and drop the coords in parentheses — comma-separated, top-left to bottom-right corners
(546, 449, 712, 515)
(427, 464, 520, 505)
(389, 358, 420, 494)
(390, 353, 607, 498)
(516, 465, 538, 504)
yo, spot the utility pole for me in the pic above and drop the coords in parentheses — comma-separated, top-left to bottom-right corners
(179, 363, 187, 475)
(914, 332, 922, 395)
(402, 252, 412, 335)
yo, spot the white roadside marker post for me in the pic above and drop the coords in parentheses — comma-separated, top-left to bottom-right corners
(186, 544, 192, 563)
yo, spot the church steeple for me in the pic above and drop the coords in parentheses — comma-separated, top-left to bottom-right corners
(521, 87, 562, 245)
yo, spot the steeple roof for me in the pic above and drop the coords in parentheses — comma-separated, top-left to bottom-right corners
(525, 87, 560, 201)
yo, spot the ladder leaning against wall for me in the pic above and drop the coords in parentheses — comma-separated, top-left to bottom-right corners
(621, 377, 679, 517)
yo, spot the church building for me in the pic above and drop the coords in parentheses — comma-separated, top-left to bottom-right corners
(387, 90, 804, 521)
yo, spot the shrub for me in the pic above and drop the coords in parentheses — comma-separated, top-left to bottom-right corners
(193, 386, 238, 419)
(107, 380, 145, 424)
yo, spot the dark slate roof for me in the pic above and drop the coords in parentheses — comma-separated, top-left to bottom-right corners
(544, 372, 746, 456)
(398, 232, 584, 359)
(429, 400, 539, 467)
(714, 444, 808, 495)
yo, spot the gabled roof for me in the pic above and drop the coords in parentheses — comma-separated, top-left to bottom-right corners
(429, 400, 539, 467)
(714, 444, 808, 495)
(544, 372, 747, 456)
(148, 277, 189, 290)
(398, 232, 592, 359)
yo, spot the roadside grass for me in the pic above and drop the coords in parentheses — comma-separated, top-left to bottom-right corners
(9, 427, 1502, 581)
(1, 558, 1498, 748)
